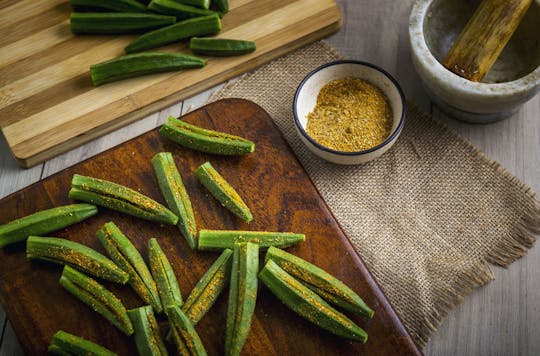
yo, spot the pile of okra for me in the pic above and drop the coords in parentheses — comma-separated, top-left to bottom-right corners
(69, 0, 257, 86)
(0, 118, 374, 355)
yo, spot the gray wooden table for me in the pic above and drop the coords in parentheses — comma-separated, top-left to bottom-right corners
(1, 1, 539, 355)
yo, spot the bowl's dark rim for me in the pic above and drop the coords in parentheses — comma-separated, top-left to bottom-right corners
(293, 59, 407, 156)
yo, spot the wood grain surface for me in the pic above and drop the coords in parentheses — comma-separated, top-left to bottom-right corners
(0, 99, 420, 355)
(0, 0, 341, 167)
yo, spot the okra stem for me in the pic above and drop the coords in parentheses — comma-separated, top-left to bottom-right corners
(197, 230, 305, 251)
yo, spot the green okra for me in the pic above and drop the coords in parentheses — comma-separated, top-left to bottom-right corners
(69, 174, 178, 225)
(152, 152, 197, 249)
(259, 260, 368, 343)
(167, 305, 207, 356)
(148, 238, 183, 309)
(213, 0, 228, 13)
(148, 0, 217, 20)
(265, 247, 374, 318)
(190, 38, 256, 56)
(197, 230, 305, 251)
(182, 248, 232, 324)
(70, 13, 176, 35)
(70, 0, 147, 12)
(89, 53, 206, 86)
(59, 266, 134, 336)
(173, 0, 210, 9)
(128, 306, 168, 356)
(47, 344, 72, 356)
(26, 236, 129, 284)
(195, 162, 252, 222)
(97, 222, 162, 313)
(159, 116, 255, 155)
(125, 14, 221, 53)
(225, 242, 259, 356)
(48, 330, 118, 356)
(0, 203, 97, 248)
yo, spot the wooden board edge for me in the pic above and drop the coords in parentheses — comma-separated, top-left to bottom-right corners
(9, 14, 342, 168)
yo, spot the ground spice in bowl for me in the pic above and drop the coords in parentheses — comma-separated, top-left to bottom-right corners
(305, 78, 393, 152)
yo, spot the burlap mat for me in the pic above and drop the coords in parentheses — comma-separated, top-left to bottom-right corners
(209, 42, 540, 348)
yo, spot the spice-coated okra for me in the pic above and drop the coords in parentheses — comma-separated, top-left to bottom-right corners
(0, 203, 98, 248)
(26, 236, 129, 284)
(48, 330, 118, 356)
(97, 222, 162, 313)
(265, 246, 374, 318)
(128, 305, 168, 356)
(159, 116, 255, 155)
(195, 162, 253, 222)
(259, 260, 368, 343)
(152, 152, 197, 249)
(167, 305, 208, 356)
(69, 174, 178, 225)
(148, 238, 183, 309)
(197, 230, 305, 250)
(225, 242, 259, 356)
(59, 266, 134, 336)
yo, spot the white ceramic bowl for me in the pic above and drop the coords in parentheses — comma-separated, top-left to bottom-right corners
(293, 60, 406, 165)
(409, 0, 540, 123)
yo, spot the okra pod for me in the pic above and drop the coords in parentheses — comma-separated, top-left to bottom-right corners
(70, 13, 176, 35)
(148, 0, 217, 20)
(70, 0, 147, 12)
(97, 222, 162, 313)
(213, 0, 228, 13)
(125, 14, 221, 53)
(167, 305, 207, 356)
(190, 38, 256, 56)
(47, 345, 72, 356)
(159, 116, 255, 155)
(195, 162, 253, 222)
(197, 230, 305, 251)
(128, 306, 168, 356)
(48, 330, 117, 356)
(59, 266, 134, 336)
(0, 203, 97, 248)
(172, 0, 210, 9)
(26, 236, 129, 284)
(265, 247, 374, 318)
(152, 152, 197, 249)
(148, 238, 183, 309)
(89, 53, 206, 86)
(225, 243, 259, 356)
(69, 174, 178, 225)
(259, 260, 368, 343)
(182, 248, 232, 324)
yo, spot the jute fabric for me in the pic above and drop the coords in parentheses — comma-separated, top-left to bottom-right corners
(210, 41, 540, 347)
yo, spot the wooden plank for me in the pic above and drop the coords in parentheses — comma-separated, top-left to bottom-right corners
(0, 0, 342, 167)
(0, 99, 420, 355)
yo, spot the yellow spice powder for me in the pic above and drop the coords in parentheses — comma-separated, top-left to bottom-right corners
(305, 77, 393, 152)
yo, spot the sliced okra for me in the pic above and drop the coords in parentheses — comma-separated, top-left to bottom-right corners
(69, 174, 178, 225)
(97, 222, 162, 313)
(195, 162, 253, 222)
(197, 230, 305, 251)
(128, 306, 168, 356)
(152, 152, 197, 249)
(213, 0, 228, 13)
(0, 203, 97, 248)
(148, 0, 217, 20)
(70, 12, 177, 35)
(159, 116, 255, 155)
(48, 330, 118, 356)
(225, 242, 259, 356)
(265, 246, 374, 318)
(167, 305, 207, 356)
(259, 260, 368, 343)
(59, 266, 134, 336)
(70, 0, 147, 13)
(189, 38, 256, 56)
(148, 238, 183, 309)
(26, 236, 129, 284)
(182, 248, 232, 324)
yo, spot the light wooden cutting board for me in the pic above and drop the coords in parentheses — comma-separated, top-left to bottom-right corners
(0, 0, 341, 167)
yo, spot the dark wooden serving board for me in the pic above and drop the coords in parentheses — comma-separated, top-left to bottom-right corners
(0, 99, 420, 355)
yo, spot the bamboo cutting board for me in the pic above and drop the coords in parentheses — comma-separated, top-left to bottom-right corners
(0, 99, 420, 355)
(0, 0, 341, 168)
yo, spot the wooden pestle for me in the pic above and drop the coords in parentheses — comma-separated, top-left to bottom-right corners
(442, 0, 532, 82)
